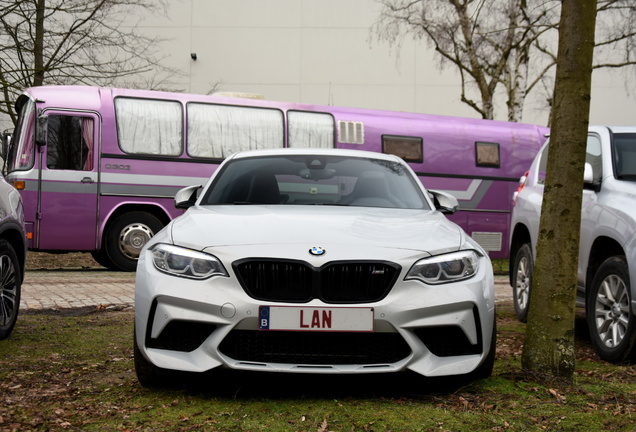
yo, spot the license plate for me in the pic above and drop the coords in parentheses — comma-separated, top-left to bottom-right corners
(259, 306, 374, 332)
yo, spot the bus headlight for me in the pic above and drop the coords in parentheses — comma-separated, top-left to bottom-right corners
(405, 250, 480, 285)
(150, 244, 227, 279)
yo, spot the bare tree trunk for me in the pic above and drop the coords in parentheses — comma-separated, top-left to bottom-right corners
(0, 0, 175, 125)
(506, 48, 529, 122)
(34, 0, 45, 86)
(506, 0, 531, 123)
(521, 0, 597, 380)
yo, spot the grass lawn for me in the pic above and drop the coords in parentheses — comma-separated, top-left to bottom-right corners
(0, 302, 634, 432)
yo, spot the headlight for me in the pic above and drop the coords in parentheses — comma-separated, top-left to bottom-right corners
(405, 250, 480, 285)
(150, 244, 228, 280)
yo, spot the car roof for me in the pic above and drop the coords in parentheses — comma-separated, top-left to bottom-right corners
(606, 126, 636, 134)
(226, 147, 404, 163)
(590, 125, 636, 134)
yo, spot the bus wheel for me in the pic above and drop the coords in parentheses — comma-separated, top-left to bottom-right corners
(90, 249, 118, 270)
(0, 239, 22, 340)
(105, 212, 163, 272)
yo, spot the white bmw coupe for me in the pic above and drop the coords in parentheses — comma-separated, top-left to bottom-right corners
(134, 148, 496, 386)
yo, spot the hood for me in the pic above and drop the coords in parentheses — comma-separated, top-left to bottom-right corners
(169, 205, 463, 256)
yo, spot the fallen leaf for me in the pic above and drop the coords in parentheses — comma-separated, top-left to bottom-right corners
(317, 418, 329, 432)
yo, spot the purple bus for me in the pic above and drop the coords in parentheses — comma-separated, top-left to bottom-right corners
(3, 85, 548, 271)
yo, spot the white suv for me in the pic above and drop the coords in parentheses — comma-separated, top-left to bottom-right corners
(509, 126, 636, 362)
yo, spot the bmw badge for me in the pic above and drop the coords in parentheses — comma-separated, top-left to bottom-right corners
(309, 246, 325, 256)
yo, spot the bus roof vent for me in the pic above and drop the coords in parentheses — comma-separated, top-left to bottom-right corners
(338, 120, 364, 144)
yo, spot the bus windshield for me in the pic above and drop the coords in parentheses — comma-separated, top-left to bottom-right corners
(8, 97, 36, 172)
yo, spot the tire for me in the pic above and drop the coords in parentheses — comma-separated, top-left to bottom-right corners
(460, 314, 496, 382)
(104, 212, 163, 272)
(586, 256, 636, 363)
(475, 315, 496, 379)
(512, 243, 533, 323)
(90, 249, 118, 270)
(0, 239, 22, 340)
(133, 328, 163, 387)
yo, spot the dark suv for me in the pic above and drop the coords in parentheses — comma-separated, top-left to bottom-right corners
(0, 171, 26, 340)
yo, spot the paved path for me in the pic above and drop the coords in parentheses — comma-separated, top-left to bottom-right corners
(21, 270, 136, 311)
(20, 270, 512, 311)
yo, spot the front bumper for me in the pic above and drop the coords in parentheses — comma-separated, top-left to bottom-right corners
(134, 248, 495, 378)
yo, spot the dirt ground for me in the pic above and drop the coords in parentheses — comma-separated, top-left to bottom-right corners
(25, 251, 103, 271)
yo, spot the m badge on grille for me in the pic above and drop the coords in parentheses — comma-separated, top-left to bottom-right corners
(309, 246, 325, 256)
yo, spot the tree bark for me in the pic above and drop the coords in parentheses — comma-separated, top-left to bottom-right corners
(521, 0, 597, 379)
(34, 0, 45, 86)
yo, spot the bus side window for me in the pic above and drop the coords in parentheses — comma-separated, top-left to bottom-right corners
(475, 142, 500, 168)
(288, 111, 335, 149)
(46, 115, 94, 171)
(382, 135, 423, 163)
(187, 103, 284, 158)
(115, 97, 182, 156)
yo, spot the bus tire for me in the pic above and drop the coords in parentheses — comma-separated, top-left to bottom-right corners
(90, 249, 118, 270)
(105, 212, 163, 272)
(0, 239, 22, 340)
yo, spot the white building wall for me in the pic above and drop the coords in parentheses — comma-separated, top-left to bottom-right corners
(132, 0, 481, 120)
(130, 0, 635, 127)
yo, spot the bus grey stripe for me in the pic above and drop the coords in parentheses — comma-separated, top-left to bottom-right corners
(456, 180, 494, 210)
(37, 182, 181, 197)
(100, 184, 183, 197)
(40, 182, 98, 194)
(101, 172, 209, 186)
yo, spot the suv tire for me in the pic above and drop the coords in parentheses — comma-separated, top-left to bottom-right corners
(512, 243, 533, 323)
(587, 256, 636, 362)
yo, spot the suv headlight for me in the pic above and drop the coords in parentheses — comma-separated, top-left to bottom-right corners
(405, 250, 480, 285)
(150, 244, 228, 280)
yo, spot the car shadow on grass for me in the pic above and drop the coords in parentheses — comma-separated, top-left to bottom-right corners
(149, 368, 478, 399)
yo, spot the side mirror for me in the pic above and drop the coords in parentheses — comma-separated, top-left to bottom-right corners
(583, 162, 593, 183)
(175, 185, 202, 209)
(428, 189, 459, 215)
(583, 162, 601, 191)
(35, 116, 48, 146)
(0, 131, 11, 161)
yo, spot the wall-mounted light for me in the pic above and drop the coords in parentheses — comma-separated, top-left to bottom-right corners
(191, 53, 197, 60)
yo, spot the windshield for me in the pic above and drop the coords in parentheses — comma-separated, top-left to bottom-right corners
(7, 97, 36, 172)
(201, 154, 431, 209)
(613, 133, 636, 181)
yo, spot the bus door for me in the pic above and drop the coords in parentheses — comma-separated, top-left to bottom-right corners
(36, 111, 99, 251)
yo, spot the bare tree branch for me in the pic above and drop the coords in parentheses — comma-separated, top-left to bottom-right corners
(371, 0, 636, 122)
(0, 0, 182, 126)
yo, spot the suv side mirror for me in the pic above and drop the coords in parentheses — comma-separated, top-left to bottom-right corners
(583, 162, 601, 192)
(583, 163, 593, 183)
(175, 185, 202, 209)
(428, 189, 459, 215)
